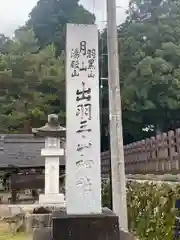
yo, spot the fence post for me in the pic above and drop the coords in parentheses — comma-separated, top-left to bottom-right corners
(175, 129, 180, 171)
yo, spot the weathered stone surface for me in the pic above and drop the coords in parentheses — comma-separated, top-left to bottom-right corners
(25, 213, 52, 233)
(0, 204, 65, 233)
(39, 193, 65, 204)
(0, 204, 65, 215)
(0, 205, 25, 233)
(33, 227, 52, 240)
(52, 208, 120, 240)
(0, 205, 24, 228)
(0, 205, 22, 218)
(120, 230, 135, 240)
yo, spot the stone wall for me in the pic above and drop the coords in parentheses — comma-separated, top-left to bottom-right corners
(25, 213, 52, 233)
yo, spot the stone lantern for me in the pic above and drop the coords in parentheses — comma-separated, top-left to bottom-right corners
(32, 114, 65, 205)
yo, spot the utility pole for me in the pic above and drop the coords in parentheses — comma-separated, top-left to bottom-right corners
(106, 0, 128, 231)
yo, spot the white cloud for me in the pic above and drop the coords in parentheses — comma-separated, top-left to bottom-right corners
(0, 0, 129, 36)
(0, 0, 37, 35)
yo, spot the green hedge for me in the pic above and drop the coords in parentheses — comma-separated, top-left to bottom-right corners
(102, 180, 180, 239)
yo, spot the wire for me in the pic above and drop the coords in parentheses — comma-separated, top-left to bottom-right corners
(93, 0, 95, 17)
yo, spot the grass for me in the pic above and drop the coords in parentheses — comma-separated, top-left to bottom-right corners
(0, 223, 31, 240)
(0, 232, 31, 240)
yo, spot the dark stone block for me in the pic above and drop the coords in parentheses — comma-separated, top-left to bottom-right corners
(33, 227, 52, 240)
(176, 199, 180, 209)
(52, 208, 120, 240)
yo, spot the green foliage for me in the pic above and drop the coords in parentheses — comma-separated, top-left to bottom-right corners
(0, 34, 12, 54)
(100, 0, 180, 143)
(0, 0, 95, 134)
(120, 0, 180, 136)
(12, 28, 39, 54)
(0, 29, 65, 133)
(2, 0, 180, 143)
(27, 0, 95, 53)
(102, 181, 180, 239)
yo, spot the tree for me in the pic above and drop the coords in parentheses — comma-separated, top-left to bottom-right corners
(4, 0, 180, 146)
(120, 0, 180, 137)
(12, 28, 39, 54)
(99, 0, 180, 144)
(0, 29, 65, 133)
(0, 0, 94, 134)
(27, 0, 95, 54)
(0, 34, 12, 54)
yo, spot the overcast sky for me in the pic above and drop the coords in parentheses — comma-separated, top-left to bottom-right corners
(0, 0, 129, 36)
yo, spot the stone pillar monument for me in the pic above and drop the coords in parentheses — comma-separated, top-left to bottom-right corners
(32, 114, 65, 205)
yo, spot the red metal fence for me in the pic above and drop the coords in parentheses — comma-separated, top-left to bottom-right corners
(101, 129, 180, 175)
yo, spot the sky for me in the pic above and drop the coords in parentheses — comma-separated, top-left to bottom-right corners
(0, 0, 129, 36)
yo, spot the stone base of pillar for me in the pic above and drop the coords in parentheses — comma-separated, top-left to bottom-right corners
(39, 194, 65, 205)
(52, 208, 121, 240)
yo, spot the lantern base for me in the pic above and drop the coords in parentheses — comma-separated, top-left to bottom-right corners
(39, 193, 65, 205)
